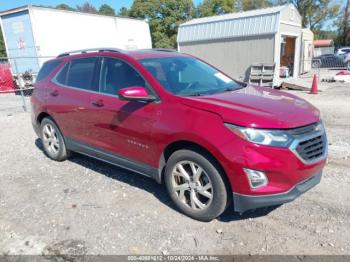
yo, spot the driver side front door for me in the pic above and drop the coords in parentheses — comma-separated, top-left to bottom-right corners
(85, 56, 160, 168)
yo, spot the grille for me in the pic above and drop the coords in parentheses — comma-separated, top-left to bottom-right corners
(295, 135, 326, 162)
(288, 122, 318, 136)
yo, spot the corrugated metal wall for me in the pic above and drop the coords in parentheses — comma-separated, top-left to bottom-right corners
(179, 35, 275, 81)
(314, 47, 334, 56)
(1, 10, 39, 74)
(178, 13, 278, 43)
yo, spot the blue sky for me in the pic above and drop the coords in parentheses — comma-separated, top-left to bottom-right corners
(0, 0, 203, 12)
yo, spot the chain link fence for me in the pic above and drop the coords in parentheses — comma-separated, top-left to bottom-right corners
(311, 55, 348, 70)
(0, 56, 55, 112)
(301, 54, 349, 84)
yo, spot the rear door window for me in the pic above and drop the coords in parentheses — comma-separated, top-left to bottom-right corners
(36, 60, 61, 82)
(54, 57, 99, 91)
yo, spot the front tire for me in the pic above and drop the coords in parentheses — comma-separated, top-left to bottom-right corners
(164, 149, 229, 221)
(40, 117, 70, 161)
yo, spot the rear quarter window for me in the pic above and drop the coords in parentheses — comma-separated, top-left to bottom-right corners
(36, 60, 61, 82)
(55, 63, 69, 85)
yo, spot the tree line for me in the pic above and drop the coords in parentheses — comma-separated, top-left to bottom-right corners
(0, 0, 347, 56)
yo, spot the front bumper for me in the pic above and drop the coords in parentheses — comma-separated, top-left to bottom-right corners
(233, 172, 322, 213)
(218, 122, 327, 196)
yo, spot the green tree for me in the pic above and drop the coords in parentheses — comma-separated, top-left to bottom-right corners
(335, 0, 349, 46)
(99, 4, 116, 16)
(56, 4, 75, 11)
(197, 0, 237, 17)
(76, 2, 97, 14)
(0, 28, 6, 57)
(315, 30, 337, 40)
(118, 7, 130, 16)
(127, 0, 195, 48)
(237, 0, 272, 11)
(278, 0, 339, 30)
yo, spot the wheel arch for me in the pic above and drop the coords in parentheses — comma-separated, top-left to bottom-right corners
(37, 112, 61, 130)
(158, 140, 232, 192)
(37, 112, 51, 125)
(36, 112, 65, 140)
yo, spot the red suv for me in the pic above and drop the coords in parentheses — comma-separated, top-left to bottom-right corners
(31, 48, 327, 221)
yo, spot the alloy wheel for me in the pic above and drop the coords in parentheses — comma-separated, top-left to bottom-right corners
(42, 123, 60, 156)
(171, 160, 213, 210)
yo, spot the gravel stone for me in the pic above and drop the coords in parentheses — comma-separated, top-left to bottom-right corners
(0, 81, 350, 255)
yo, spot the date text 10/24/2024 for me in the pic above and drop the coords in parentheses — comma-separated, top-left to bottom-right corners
(127, 255, 219, 261)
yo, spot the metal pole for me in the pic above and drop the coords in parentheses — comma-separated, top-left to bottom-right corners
(13, 58, 27, 112)
(315, 59, 321, 84)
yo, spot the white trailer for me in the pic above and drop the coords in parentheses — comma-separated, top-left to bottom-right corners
(0, 5, 152, 74)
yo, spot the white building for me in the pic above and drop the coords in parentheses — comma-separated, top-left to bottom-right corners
(178, 4, 303, 86)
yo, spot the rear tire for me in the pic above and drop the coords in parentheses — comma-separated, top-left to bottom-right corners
(40, 117, 70, 161)
(164, 149, 229, 222)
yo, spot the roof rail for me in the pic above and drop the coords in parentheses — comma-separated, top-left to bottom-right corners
(57, 48, 124, 58)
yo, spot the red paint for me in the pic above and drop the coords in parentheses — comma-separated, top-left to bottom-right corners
(31, 50, 326, 198)
(336, 70, 350, 76)
(118, 86, 149, 98)
(181, 85, 320, 129)
(0, 63, 15, 93)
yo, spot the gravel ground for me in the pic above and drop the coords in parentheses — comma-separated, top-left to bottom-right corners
(0, 81, 349, 255)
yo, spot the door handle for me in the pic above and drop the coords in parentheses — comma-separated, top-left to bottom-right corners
(91, 99, 104, 107)
(50, 90, 59, 97)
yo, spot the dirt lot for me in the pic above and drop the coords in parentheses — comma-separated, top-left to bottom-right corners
(0, 81, 349, 255)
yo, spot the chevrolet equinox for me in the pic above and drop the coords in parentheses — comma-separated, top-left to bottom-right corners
(31, 48, 328, 221)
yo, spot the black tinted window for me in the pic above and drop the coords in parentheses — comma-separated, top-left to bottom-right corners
(66, 57, 99, 90)
(99, 57, 145, 95)
(36, 60, 61, 82)
(55, 63, 69, 85)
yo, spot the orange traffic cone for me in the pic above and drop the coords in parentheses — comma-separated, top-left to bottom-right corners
(310, 74, 318, 94)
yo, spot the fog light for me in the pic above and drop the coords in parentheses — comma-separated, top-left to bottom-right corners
(244, 168, 268, 189)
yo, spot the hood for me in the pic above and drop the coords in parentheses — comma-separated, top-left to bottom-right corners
(180, 85, 320, 129)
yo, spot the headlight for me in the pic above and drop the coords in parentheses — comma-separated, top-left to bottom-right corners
(225, 123, 294, 148)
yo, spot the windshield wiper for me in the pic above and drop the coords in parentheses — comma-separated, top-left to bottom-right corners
(186, 92, 204, 97)
(219, 85, 246, 94)
(181, 86, 244, 97)
(223, 87, 236, 92)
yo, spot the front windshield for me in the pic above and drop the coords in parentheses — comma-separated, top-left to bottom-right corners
(140, 56, 245, 96)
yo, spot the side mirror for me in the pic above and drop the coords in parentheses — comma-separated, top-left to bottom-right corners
(118, 86, 156, 102)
